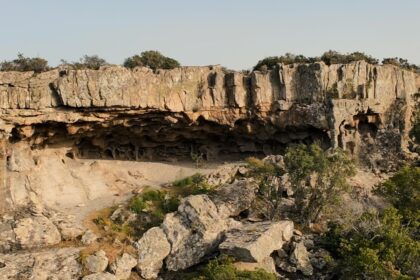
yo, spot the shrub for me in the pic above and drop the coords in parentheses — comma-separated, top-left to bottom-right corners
(0, 53, 49, 73)
(123, 50, 180, 70)
(253, 53, 320, 71)
(321, 50, 378, 65)
(186, 255, 277, 280)
(173, 173, 213, 195)
(253, 51, 379, 71)
(324, 208, 419, 279)
(382, 57, 419, 72)
(284, 144, 356, 225)
(323, 166, 420, 279)
(374, 166, 419, 231)
(63, 55, 108, 70)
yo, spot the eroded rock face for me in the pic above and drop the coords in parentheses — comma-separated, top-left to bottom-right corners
(0, 62, 418, 211)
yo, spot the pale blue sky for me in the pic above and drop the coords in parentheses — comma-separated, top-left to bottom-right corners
(0, 0, 419, 70)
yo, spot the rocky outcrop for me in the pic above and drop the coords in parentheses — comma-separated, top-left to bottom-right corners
(0, 247, 82, 280)
(110, 253, 137, 280)
(0, 62, 418, 212)
(219, 221, 294, 263)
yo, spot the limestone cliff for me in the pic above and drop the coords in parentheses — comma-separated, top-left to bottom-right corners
(0, 61, 418, 211)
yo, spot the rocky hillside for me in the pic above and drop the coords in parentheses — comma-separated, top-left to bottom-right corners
(0, 61, 419, 279)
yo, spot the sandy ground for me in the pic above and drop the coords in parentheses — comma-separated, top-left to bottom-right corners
(7, 145, 230, 222)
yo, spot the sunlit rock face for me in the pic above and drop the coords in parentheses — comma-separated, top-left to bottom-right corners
(0, 61, 417, 211)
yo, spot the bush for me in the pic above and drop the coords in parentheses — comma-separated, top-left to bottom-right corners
(253, 51, 379, 71)
(123, 50, 180, 70)
(0, 53, 49, 73)
(173, 173, 213, 195)
(186, 255, 277, 280)
(324, 208, 419, 279)
(382, 57, 419, 72)
(374, 166, 419, 231)
(62, 55, 108, 70)
(284, 144, 355, 225)
(321, 50, 379, 65)
(253, 53, 320, 71)
(323, 166, 420, 279)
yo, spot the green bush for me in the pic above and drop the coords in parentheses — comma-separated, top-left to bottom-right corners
(173, 173, 213, 195)
(253, 51, 379, 71)
(284, 144, 355, 225)
(62, 55, 108, 70)
(253, 53, 320, 71)
(323, 166, 420, 279)
(324, 208, 419, 279)
(382, 57, 419, 72)
(0, 53, 49, 73)
(321, 50, 378, 65)
(374, 166, 419, 231)
(186, 256, 277, 280)
(123, 50, 180, 70)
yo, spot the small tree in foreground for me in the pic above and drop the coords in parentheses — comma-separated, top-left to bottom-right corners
(284, 144, 356, 225)
(123, 50, 180, 70)
(0, 53, 49, 73)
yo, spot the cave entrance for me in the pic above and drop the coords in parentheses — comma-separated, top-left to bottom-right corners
(9, 114, 331, 162)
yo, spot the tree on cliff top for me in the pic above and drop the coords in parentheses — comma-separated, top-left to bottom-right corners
(253, 51, 379, 71)
(61, 55, 109, 70)
(0, 53, 49, 73)
(123, 50, 180, 70)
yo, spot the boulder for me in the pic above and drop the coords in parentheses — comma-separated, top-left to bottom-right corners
(290, 241, 313, 276)
(83, 272, 117, 280)
(0, 247, 82, 280)
(219, 221, 294, 262)
(162, 194, 233, 271)
(13, 215, 61, 249)
(81, 230, 98, 245)
(210, 179, 258, 218)
(136, 227, 171, 279)
(84, 250, 108, 273)
(110, 253, 137, 280)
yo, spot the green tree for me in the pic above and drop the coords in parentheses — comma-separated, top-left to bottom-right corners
(68, 55, 108, 70)
(374, 166, 419, 232)
(284, 144, 356, 225)
(0, 53, 49, 73)
(324, 208, 419, 279)
(123, 50, 180, 70)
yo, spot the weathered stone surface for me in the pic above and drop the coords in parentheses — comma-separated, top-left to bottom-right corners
(81, 230, 98, 245)
(0, 62, 418, 211)
(84, 250, 109, 273)
(219, 221, 294, 263)
(290, 241, 313, 276)
(0, 247, 82, 280)
(210, 179, 258, 218)
(162, 194, 232, 271)
(13, 215, 61, 250)
(110, 253, 137, 280)
(136, 227, 171, 279)
(83, 272, 117, 280)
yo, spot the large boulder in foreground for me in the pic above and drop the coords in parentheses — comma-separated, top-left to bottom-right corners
(219, 221, 294, 262)
(162, 194, 237, 271)
(136, 227, 171, 279)
(0, 247, 82, 279)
